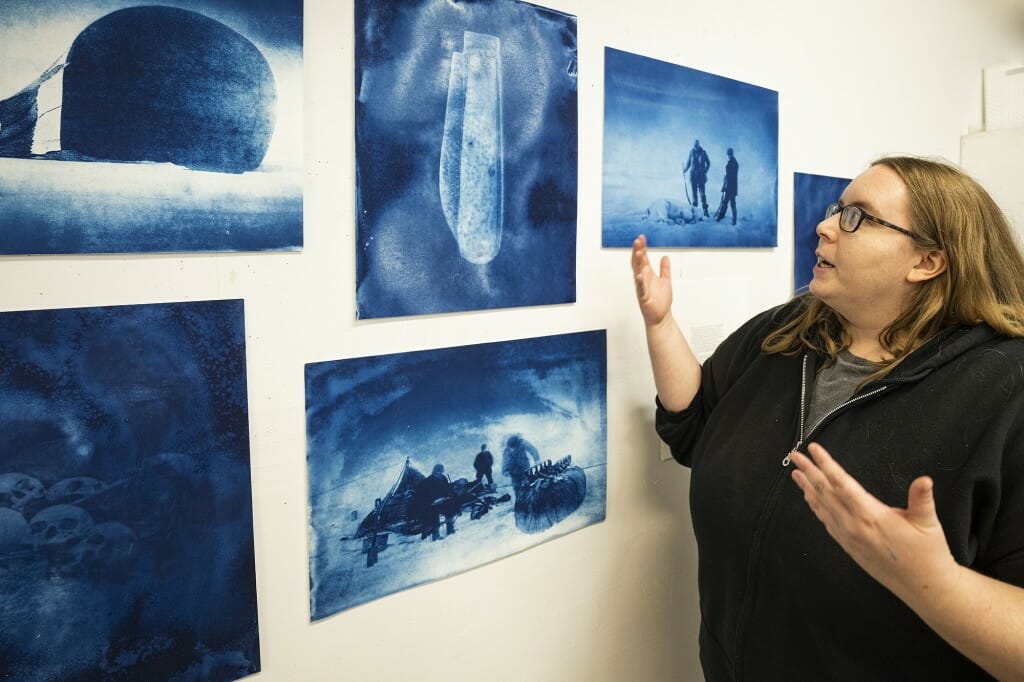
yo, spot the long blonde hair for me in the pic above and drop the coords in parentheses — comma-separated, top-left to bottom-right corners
(763, 156, 1024, 372)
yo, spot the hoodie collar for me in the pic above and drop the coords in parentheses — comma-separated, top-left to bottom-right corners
(872, 323, 999, 385)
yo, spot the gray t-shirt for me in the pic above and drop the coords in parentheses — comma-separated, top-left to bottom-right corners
(805, 349, 878, 436)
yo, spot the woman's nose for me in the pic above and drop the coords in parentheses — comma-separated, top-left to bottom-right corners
(816, 214, 839, 240)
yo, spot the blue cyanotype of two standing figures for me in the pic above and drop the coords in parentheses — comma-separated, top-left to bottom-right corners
(602, 46, 778, 249)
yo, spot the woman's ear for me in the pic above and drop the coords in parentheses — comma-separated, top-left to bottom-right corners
(907, 249, 948, 283)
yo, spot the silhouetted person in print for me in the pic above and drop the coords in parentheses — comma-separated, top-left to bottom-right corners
(502, 435, 540, 493)
(683, 139, 711, 217)
(716, 147, 739, 225)
(473, 444, 494, 487)
(411, 464, 455, 540)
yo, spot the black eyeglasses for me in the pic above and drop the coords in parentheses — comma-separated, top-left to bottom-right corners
(824, 202, 914, 238)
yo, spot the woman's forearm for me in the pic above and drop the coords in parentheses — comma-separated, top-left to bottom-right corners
(645, 312, 701, 413)
(901, 563, 1024, 682)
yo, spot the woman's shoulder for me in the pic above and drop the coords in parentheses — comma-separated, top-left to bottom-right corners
(912, 323, 1024, 379)
(966, 330, 1024, 365)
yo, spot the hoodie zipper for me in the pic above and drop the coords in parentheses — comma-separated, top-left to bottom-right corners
(781, 354, 888, 466)
(734, 352, 891, 679)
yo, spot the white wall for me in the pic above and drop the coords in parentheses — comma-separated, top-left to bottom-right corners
(0, 1, 1014, 680)
(962, 129, 1024, 237)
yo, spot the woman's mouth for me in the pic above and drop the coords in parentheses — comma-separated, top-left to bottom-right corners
(816, 256, 834, 269)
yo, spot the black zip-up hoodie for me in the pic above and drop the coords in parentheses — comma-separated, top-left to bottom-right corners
(657, 301, 1024, 681)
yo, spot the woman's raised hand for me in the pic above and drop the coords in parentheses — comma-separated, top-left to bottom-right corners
(632, 234, 674, 328)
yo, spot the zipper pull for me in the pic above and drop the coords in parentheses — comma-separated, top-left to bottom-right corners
(782, 442, 801, 467)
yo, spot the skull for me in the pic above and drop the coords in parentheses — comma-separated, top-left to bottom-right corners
(72, 521, 137, 574)
(0, 472, 45, 513)
(27, 504, 95, 561)
(0, 507, 29, 552)
(46, 476, 108, 506)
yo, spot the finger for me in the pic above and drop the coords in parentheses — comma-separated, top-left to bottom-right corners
(807, 443, 861, 491)
(806, 441, 834, 466)
(634, 274, 645, 298)
(659, 255, 671, 280)
(634, 255, 651, 286)
(789, 451, 827, 490)
(790, 453, 835, 512)
(791, 468, 839, 527)
(809, 444, 897, 528)
(790, 467, 817, 500)
(632, 237, 650, 273)
(790, 454, 834, 501)
(632, 235, 648, 257)
(906, 476, 937, 526)
(803, 444, 871, 514)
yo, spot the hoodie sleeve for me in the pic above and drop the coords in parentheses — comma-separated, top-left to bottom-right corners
(951, 338, 1024, 588)
(655, 302, 797, 466)
(982, 429, 1024, 587)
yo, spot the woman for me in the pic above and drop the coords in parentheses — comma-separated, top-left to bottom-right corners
(633, 156, 1024, 680)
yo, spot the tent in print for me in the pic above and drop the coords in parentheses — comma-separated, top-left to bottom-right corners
(307, 331, 606, 618)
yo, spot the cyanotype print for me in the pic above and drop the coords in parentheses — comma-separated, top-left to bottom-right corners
(0, 0, 303, 253)
(0, 300, 259, 681)
(355, 0, 578, 318)
(307, 331, 607, 618)
(602, 47, 778, 248)
(440, 30, 504, 265)
(794, 172, 850, 290)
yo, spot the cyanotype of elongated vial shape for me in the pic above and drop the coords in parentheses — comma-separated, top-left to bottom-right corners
(439, 31, 503, 265)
